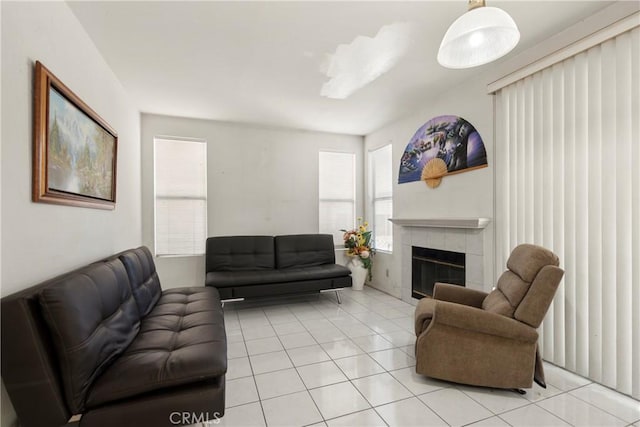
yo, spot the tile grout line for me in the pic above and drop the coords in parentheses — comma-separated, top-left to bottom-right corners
(456, 386, 530, 418)
(263, 292, 384, 423)
(306, 293, 415, 425)
(532, 397, 578, 426)
(238, 305, 269, 427)
(567, 383, 637, 424)
(268, 302, 326, 425)
(296, 294, 370, 424)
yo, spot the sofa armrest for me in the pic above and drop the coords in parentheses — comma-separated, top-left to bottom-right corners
(431, 301, 538, 342)
(433, 283, 488, 308)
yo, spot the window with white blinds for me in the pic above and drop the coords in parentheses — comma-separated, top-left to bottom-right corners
(154, 138, 207, 256)
(369, 144, 393, 252)
(319, 151, 356, 245)
(495, 26, 639, 398)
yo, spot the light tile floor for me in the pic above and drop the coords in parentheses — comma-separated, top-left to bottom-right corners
(207, 287, 639, 427)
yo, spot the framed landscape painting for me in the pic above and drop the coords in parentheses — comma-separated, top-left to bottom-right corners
(33, 61, 118, 210)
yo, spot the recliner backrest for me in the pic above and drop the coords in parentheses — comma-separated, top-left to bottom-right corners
(38, 259, 141, 414)
(514, 264, 564, 328)
(483, 244, 563, 325)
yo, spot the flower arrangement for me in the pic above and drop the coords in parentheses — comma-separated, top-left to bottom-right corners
(341, 217, 374, 280)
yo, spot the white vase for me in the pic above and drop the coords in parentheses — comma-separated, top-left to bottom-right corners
(348, 257, 367, 291)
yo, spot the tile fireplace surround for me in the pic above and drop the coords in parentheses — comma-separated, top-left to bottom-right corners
(390, 218, 491, 305)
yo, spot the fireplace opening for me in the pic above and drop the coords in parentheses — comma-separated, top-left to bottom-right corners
(412, 246, 465, 299)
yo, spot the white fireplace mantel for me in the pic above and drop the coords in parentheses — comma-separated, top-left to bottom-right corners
(389, 218, 491, 229)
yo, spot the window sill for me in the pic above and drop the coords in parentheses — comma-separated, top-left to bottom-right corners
(374, 249, 393, 255)
(155, 253, 204, 258)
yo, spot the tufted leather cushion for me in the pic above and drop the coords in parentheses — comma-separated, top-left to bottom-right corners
(206, 236, 274, 271)
(38, 259, 140, 414)
(119, 247, 162, 317)
(85, 287, 227, 408)
(207, 264, 350, 288)
(275, 234, 335, 269)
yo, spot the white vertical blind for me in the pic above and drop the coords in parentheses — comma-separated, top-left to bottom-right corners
(319, 151, 356, 244)
(154, 138, 207, 256)
(495, 27, 639, 398)
(369, 144, 393, 252)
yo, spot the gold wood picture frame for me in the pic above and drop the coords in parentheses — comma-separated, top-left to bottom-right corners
(33, 61, 118, 210)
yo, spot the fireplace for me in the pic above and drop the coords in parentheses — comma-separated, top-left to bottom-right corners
(412, 246, 465, 299)
(391, 218, 488, 304)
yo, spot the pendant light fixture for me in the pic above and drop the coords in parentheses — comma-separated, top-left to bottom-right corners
(438, 0, 520, 69)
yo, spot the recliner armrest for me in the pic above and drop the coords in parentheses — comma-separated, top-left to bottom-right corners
(431, 300, 538, 342)
(433, 283, 488, 308)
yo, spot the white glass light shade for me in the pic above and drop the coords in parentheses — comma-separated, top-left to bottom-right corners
(438, 6, 520, 69)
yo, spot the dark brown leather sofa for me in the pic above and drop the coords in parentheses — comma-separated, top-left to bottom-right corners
(1, 247, 227, 427)
(205, 234, 352, 302)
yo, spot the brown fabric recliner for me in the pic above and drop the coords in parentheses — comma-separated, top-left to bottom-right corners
(414, 244, 564, 390)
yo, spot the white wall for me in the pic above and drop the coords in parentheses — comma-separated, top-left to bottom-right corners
(0, 1, 4, 423)
(364, 76, 494, 298)
(141, 114, 364, 288)
(1, 2, 141, 425)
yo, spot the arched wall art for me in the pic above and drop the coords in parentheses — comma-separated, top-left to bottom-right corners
(398, 115, 487, 188)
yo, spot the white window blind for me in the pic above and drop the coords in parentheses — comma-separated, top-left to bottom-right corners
(154, 138, 207, 256)
(495, 26, 639, 398)
(369, 144, 393, 252)
(319, 151, 355, 244)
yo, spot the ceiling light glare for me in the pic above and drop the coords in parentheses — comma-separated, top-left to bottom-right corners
(321, 22, 413, 99)
(438, 1, 520, 69)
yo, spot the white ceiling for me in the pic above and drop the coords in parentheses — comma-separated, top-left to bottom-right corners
(68, 1, 613, 135)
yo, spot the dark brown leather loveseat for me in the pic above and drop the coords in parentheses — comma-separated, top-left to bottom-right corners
(205, 234, 352, 302)
(1, 247, 227, 427)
